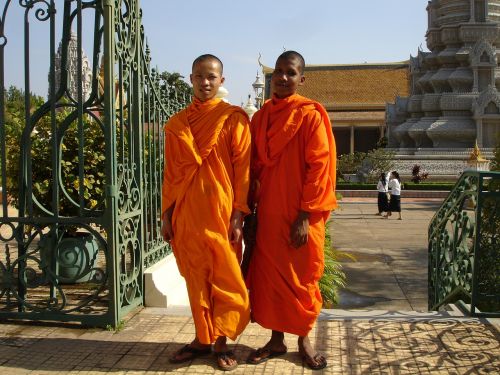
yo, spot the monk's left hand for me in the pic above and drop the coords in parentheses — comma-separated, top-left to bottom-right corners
(290, 210, 310, 248)
(229, 210, 243, 247)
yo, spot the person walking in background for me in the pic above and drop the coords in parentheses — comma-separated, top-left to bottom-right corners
(384, 171, 402, 220)
(376, 172, 389, 216)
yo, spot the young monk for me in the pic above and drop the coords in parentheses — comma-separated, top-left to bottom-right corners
(246, 51, 337, 370)
(161, 54, 251, 371)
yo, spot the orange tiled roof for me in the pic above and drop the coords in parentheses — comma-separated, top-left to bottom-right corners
(330, 111, 386, 122)
(264, 63, 410, 107)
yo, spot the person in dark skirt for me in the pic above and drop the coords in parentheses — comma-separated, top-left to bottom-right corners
(376, 172, 389, 215)
(384, 171, 402, 220)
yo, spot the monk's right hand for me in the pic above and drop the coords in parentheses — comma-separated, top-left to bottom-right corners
(229, 209, 243, 246)
(161, 206, 174, 242)
(290, 210, 310, 249)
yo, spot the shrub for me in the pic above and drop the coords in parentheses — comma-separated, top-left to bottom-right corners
(411, 164, 429, 183)
(4, 87, 105, 216)
(320, 221, 354, 306)
(365, 148, 395, 179)
(337, 152, 366, 175)
(491, 133, 500, 171)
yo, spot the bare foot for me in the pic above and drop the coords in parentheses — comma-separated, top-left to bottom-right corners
(247, 330, 287, 364)
(214, 336, 238, 371)
(298, 336, 327, 370)
(169, 337, 211, 363)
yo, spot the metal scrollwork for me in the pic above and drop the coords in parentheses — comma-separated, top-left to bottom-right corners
(1, 0, 189, 327)
(429, 171, 500, 317)
(19, 0, 53, 22)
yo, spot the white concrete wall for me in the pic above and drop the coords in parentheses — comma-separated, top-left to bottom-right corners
(144, 253, 190, 308)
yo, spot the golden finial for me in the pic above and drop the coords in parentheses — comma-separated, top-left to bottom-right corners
(469, 140, 487, 162)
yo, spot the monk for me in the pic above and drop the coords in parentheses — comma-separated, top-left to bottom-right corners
(246, 51, 337, 370)
(161, 54, 251, 371)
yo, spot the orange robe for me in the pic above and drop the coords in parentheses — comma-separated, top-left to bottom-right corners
(162, 97, 251, 344)
(247, 94, 337, 336)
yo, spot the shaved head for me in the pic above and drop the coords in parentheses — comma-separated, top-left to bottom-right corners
(192, 54, 223, 74)
(277, 50, 305, 74)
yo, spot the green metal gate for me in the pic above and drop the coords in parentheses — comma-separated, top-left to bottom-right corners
(0, 0, 189, 327)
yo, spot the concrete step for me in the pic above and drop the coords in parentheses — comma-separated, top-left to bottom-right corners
(144, 303, 493, 322)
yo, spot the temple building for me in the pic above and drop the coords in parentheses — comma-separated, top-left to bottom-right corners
(385, 0, 499, 176)
(262, 63, 410, 155)
(49, 31, 92, 101)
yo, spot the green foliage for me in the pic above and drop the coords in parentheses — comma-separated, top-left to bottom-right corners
(337, 152, 366, 175)
(144, 70, 191, 123)
(158, 71, 192, 99)
(320, 221, 354, 306)
(337, 149, 395, 181)
(105, 319, 126, 332)
(365, 148, 396, 179)
(401, 182, 453, 191)
(491, 133, 500, 171)
(4, 86, 105, 216)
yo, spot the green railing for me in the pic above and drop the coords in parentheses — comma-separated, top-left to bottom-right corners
(428, 170, 500, 317)
(0, 0, 189, 327)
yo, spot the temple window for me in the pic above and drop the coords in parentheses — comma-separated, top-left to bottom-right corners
(478, 69, 492, 91)
(480, 51, 491, 63)
(485, 101, 499, 114)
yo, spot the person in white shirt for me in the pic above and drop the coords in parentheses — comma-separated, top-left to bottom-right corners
(376, 172, 389, 215)
(384, 171, 402, 220)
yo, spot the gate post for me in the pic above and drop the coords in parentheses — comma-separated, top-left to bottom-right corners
(102, 0, 120, 327)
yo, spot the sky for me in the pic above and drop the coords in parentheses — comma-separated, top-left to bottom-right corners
(3, 0, 430, 105)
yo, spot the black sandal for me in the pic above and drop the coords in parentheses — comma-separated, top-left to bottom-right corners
(169, 344, 211, 364)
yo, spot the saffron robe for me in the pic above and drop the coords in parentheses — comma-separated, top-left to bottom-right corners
(162, 97, 251, 344)
(247, 94, 337, 336)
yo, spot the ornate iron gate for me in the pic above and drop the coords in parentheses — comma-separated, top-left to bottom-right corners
(0, 0, 189, 327)
(428, 170, 500, 317)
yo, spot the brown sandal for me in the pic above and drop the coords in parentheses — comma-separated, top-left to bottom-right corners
(169, 344, 211, 364)
(215, 350, 238, 371)
(247, 347, 287, 364)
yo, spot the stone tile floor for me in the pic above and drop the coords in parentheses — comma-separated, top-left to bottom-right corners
(1, 199, 499, 374)
(1, 308, 499, 374)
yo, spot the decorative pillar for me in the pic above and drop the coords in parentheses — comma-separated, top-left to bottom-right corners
(473, 68, 479, 93)
(350, 125, 355, 154)
(470, 0, 475, 22)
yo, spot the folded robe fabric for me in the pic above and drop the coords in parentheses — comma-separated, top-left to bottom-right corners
(162, 97, 251, 344)
(247, 93, 337, 336)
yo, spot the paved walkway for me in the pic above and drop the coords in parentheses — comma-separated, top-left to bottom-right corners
(331, 198, 442, 312)
(0, 199, 499, 374)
